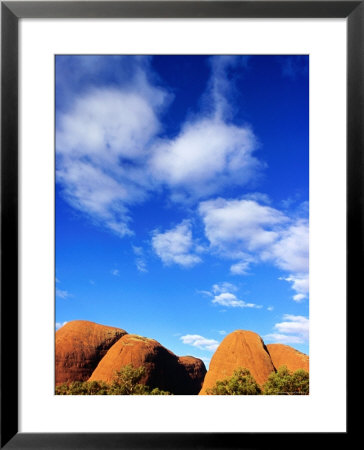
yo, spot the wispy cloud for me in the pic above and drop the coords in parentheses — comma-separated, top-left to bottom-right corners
(56, 289, 71, 299)
(202, 282, 261, 309)
(280, 56, 308, 79)
(152, 220, 202, 267)
(279, 273, 309, 302)
(213, 292, 261, 308)
(132, 246, 148, 273)
(230, 260, 251, 275)
(180, 334, 220, 352)
(111, 269, 120, 277)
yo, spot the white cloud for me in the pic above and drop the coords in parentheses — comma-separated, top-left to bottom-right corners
(56, 56, 264, 238)
(208, 55, 250, 120)
(203, 282, 261, 309)
(212, 292, 261, 308)
(279, 273, 309, 302)
(275, 314, 309, 338)
(152, 220, 202, 267)
(180, 334, 220, 352)
(151, 118, 259, 200)
(132, 246, 148, 273)
(218, 330, 227, 335)
(199, 197, 309, 302)
(56, 289, 71, 299)
(199, 198, 288, 255)
(111, 269, 120, 277)
(55, 321, 68, 330)
(263, 219, 309, 274)
(57, 88, 161, 161)
(212, 282, 238, 294)
(56, 58, 169, 238)
(265, 314, 309, 344)
(230, 260, 251, 275)
(267, 306, 274, 311)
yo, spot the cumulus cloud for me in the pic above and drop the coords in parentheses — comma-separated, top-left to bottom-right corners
(152, 220, 202, 267)
(199, 197, 309, 301)
(265, 314, 309, 344)
(199, 198, 288, 254)
(56, 85, 166, 237)
(263, 219, 309, 274)
(180, 334, 220, 352)
(56, 56, 169, 238)
(56, 55, 264, 237)
(151, 119, 259, 200)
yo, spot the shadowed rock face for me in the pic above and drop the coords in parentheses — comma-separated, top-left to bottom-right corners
(89, 334, 206, 394)
(178, 356, 207, 394)
(267, 344, 309, 372)
(55, 320, 127, 384)
(199, 330, 275, 394)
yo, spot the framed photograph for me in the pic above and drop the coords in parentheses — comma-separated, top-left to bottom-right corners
(1, 1, 357, 447)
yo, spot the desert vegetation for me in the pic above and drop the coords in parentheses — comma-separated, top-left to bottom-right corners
(56, 364, 172, 395)
(55, 363, 308, 395)
(206, 366, 309, 395)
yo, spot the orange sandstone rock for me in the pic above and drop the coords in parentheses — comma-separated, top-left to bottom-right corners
(199, 330, 275, 394)
(267, 343, 309, 373)
(55, 320, 127, 384)
(89, 334, 206, 394)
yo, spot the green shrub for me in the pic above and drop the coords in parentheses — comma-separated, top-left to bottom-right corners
(55, 380, 109, 395)
(206, 368, 262, 395)
(55, 364, 172, 395)
(263, 366, 309, 395)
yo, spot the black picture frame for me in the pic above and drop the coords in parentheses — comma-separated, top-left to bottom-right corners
(1, 1, 357, 448)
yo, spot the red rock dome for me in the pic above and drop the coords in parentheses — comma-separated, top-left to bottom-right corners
(55, 320, 127, 384)
(267, 343, 309, 372)
(199, 330, 275, 394)
(89, 334, 206, 394)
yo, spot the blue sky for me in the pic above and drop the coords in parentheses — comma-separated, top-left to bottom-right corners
(55, 55, 309, 366)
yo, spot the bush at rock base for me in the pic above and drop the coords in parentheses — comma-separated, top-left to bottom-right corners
(204, 365, 309, 395)
(263, 365, 309, 395)
(55, 364, 172, 395)
(205, 367, 262, 395)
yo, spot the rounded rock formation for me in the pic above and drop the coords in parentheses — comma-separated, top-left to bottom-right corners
(178, 356, 207, 394)
(199, 330, 275, 394)
(89, 334, 206, 394)
(55, 320, 127, 384)
(267, 343, 309, 373)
